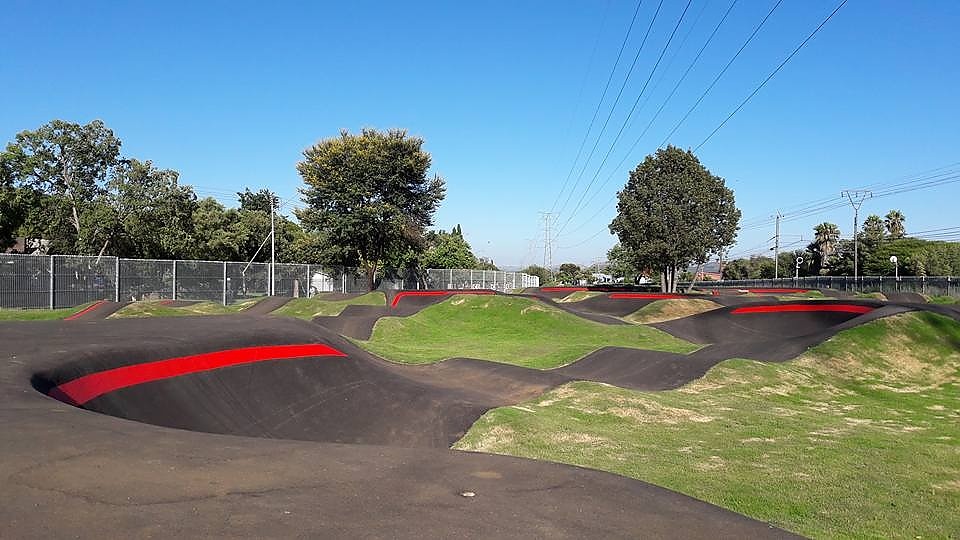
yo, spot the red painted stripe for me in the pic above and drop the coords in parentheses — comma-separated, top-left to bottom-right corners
(64, 300, 107, 321)
(49, 343, 346, 406)
(541, 287, 588, 293)
(391, 290, 495, 308)
(609, 293, 684, 299)
(731, 304, 874, 315)
(745, 288, 810, 294)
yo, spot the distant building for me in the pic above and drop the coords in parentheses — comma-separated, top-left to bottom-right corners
(4, 237, 50, 255)
(695, 270, 723, 281)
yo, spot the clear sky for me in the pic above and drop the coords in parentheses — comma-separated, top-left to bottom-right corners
(3, 1, 958, 269)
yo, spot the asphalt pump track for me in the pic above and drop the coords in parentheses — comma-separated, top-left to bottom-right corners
(4, 290, 957, 537)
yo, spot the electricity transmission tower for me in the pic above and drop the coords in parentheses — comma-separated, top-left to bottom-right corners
(539, 212, 554, 274)
(841, 190, 872, 283)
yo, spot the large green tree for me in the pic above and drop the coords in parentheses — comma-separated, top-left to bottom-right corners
(296, 129, 446, 289)
(0, 119, 121, 254)
(609, 146, 740, 292)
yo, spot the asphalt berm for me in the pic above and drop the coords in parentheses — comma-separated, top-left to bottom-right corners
(6, 289, 957, 537)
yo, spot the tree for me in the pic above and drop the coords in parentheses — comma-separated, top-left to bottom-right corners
(606, 243, 641, 282)
(609, 146, 740, 293)
(238, 188, 278, 214)
(520, 265, 551, 286)
(0, 120, 121, 254)
(861, 214, 885, 250)
(0, 167, 24, 249)
(885, 210, 906, 239)
(421, 228, 477, 268)
(296, 129, 445, 289)
(809, 222, 841, 273)
(556, 263, 582, 285)
(94, 158, 190, 258)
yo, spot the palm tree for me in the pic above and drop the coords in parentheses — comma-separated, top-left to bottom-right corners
(812, 222, 841, 272)
(814, 222, 840, 257)
(884, 210, 906, 239)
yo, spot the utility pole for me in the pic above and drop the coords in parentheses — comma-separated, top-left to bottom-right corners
(841, 190, 872, 284)
(539, 211, 554, 276)
(270, 192, 276, 296)
(772, 211, 782, 279)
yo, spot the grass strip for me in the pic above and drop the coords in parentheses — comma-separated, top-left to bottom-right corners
(0, 302, 97, 321)
(359, 295, 698, 369)
(272, 292, 385, 318)
(455, 311, 960, 538)
(110, 298, 262, 318)
(556, 291, 604, 303)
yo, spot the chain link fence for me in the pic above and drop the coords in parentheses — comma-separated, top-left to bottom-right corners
(0, 253, 539, 309)
(696, 275, 957, 298)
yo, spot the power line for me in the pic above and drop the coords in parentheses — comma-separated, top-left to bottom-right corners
(658, 0, 784, 148)
(556, 0, 694, 237)
(556, 0, 665, 219)
(557, 0, 740, 239)
(694, 0, 849, 151)
(550, 0, 645, 214)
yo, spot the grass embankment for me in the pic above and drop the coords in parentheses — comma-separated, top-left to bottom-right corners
(273, 292, 385, 318)
(0, 302, 97, 321)
(776, 290, 828, 301)
(926, 295, 959, 305)
(855, 291, 888, 300)
(556, 291, 604, 303)
(624, 299, 720, 324)
(456, 312, 960, 538)
(359, 295, 698, 369)
(110, 298, 262, 318)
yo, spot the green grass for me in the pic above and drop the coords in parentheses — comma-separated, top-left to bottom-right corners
(623, 299, 719, 324)
(272, 292, 385, 318)
(110, 298, 262, 318)
(855, 291, 888, 300)
(780, 290, 827, 299)
(926, 295, 959, 305)
(358, 295, 698, 368)
(456, 312, 960, 538)
(556, 291, 604, 303)
(0, 302, 96, 321)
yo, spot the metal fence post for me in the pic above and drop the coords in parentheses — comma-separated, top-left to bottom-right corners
(115, 257, 120, 302)
(342, 272, 346, 293)
(172, 260, 177, 300)
(222, 261, 227, 305)
(48, 255, 55, 309)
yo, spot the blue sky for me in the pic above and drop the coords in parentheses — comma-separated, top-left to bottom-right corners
(3, 0, 958, 269)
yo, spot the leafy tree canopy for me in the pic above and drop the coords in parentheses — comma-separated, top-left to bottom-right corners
(421, 228, 477, 269)
(609, 146, 740, 292)
(296, 129, 445, 288)
(1, 119, 121, 253)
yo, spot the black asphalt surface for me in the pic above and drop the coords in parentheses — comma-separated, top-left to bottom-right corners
(5, 288, 958, 537)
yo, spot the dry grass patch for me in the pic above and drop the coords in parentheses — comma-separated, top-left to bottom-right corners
(456, 312, 960, 538)
(624, 299, 720, 324)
